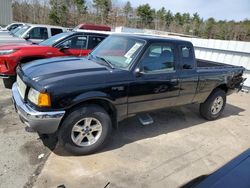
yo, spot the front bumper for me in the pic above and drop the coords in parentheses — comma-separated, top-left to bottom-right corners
(12, 83, 65, 134)
(0, 73, 13, 79)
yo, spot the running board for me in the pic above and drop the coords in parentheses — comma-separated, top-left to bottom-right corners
(138, 113, 154, 125)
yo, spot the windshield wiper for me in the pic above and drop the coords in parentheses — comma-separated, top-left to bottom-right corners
(95, 56, 114, 69)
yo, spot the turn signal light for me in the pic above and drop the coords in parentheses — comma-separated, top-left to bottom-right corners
(38, 93, 51, 107)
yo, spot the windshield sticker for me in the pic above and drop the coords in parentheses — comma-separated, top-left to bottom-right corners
(125, 57, 132, 64)
(124, 43, 143, 59)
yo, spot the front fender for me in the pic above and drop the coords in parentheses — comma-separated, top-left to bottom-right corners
(69, 91, 114, 108)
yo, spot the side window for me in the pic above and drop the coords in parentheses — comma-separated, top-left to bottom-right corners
(59, 36, 87, 49)
(28, 27, 48, 40)
(180, 46, 194, 69)
(88, 36, 105, 49)
(51, 28, 63, 36)
(140, 44, 175, 73)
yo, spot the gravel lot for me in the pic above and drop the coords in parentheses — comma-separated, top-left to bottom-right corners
(0, 80, 249, 188)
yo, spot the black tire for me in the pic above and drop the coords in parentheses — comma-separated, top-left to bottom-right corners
(200, 89, 226, 120)
(3, 77, 16, 89)
(58, 105, 112, 155)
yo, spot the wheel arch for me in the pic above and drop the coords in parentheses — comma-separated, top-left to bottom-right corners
(201, 83, 228, 104)
(63, 97, 118, 130)
(215, 83, 228, 93)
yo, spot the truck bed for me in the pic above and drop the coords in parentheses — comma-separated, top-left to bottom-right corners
(197, 59, 237, 69)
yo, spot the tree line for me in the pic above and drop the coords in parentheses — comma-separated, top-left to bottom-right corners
(12, 0, 250, 41)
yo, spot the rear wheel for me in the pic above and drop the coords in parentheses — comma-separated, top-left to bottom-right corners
(3, 77, 16, 89)
(200, 89, 226, 120)
(58, 105, 112, 155)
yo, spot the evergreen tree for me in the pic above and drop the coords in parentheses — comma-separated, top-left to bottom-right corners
(137, 4, 154, 28)
(72, 0, 87, 15)
(49, 0, 69, 26)
(49, 0, 60, 25)
(165, 10, 173, 28)
(93, 0, 112, 24)
(174, 12, 184, 26)
(124, 1, 132, 18)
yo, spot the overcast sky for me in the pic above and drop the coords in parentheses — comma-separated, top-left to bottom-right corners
(126, 0, 250, 21)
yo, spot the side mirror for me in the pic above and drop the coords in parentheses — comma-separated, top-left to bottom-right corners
(59, 45, 70, 52)
(23, 34, 30, 40)
(135, 67, 144, 77)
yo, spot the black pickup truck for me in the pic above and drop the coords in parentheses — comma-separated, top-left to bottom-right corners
(12, 34, 245, 155)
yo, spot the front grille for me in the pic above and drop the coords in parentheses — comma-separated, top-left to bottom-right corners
(16, 75, 27, 99)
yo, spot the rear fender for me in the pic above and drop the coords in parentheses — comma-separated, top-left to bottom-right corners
(227, 72, 245, 91)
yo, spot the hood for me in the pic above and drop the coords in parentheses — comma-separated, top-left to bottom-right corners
(0, 43, 33, 50)
(0, 34, 17, 39)
(0, 32, 11, 36)
(0, 37, 27, 45)
(20, 57, 116, 91)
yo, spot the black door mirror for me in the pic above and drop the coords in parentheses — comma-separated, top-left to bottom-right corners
(135, 67, 144, 77)
(59, 45, 70, 52)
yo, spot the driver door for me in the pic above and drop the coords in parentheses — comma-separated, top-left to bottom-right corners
(56, 35, 89, 57)
(128, 43, 180, 114)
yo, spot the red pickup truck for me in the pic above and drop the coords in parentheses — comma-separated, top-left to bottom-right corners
(0, 31, 109, 88)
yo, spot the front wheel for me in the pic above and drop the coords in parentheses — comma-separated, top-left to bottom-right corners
(58, 105, 112, 155)
(200, 89, 226, 120)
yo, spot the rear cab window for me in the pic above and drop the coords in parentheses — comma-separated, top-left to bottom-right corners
(51, 28, 63, 36)
(88, 36, 106, 49)
(179, 44, 195, 70)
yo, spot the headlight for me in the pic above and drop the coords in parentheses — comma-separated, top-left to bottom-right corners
(28, 88, 51, 107)
(0, 49, 17, 55)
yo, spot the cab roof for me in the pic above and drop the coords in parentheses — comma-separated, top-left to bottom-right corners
(22, 23, 66, 30)
(111, 33, 193, 45)
(67, 31, 110, 37)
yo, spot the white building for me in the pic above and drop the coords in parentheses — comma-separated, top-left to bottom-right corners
(0, 0, 13, 26)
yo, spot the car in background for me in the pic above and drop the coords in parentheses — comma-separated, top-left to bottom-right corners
(0, 31, 109, 88)
(181, 148, 250, 188)
(74, 23, 111, 31)
(0, 25, 25, 37)
(0, 24, 66, 44)
(0, 22, 25, 32)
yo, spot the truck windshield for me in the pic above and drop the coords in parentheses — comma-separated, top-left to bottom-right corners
(13, 25, 30, 37)
(39, 32, 73, 46)
(90, 35, 146, 69)
(10, 26, 23, 35)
